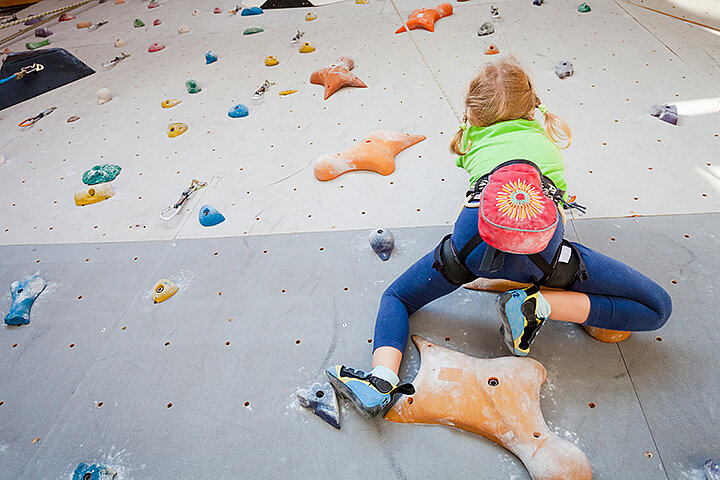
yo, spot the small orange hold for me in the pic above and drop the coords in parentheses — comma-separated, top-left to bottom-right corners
(115, 0, 125, 3)
(396, 2, 452, 33)
(485, 44, 499, 55)
(310, 57, 366, 100)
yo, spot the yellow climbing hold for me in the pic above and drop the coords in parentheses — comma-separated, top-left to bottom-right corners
(299, 42, 315, 54)
(152, 279, 179, 303)
(356, 0, 369, 4)
(161, 99, 182, 108)
(279, 90, 298, 96)
(168, 122, 188, 138)
(305, 12, 317, 21)
(74, 183, 114, 206)
(265, 55, 279, 66)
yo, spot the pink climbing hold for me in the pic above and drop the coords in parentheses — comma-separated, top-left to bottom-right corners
(148, 42, 165, 53)
(153, 18, 162, 26)
(214, 7, 222, 13)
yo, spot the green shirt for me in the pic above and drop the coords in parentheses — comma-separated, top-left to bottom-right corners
(456, 119, 567, 196)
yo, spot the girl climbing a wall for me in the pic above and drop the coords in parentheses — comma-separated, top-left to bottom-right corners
(327, 57, 672, 418)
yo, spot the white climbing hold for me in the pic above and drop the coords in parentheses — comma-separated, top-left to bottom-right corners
(178, 25, 190, 34)
(114, 37, 127, 47)
(97, 88, 112, 105)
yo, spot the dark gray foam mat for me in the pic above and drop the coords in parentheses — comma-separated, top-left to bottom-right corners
(1, 219, 692, 479)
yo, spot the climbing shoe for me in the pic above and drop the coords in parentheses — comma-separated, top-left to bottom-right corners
(496, 285, 548, 356)
(326, 365, 415, 419)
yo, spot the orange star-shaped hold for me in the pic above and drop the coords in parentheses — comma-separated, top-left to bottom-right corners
(386, 336, 593, 480)
(395, 2, 452, 34)
(314, 130, 426, 181)
(310, 57, 367, 100)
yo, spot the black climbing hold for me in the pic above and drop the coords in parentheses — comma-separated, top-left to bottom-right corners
(650, 104, 678, 125)
(297, 381, 340, 429)
(533, 0, 543, 5)
(369, 228, 395, 261)
(0, 48, 95, 111)
(478, 21, 494, 36)
(260, 0, 314, 8)
(555, 60, 573, 79)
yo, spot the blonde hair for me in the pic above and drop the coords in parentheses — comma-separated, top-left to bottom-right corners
(450, 57, 572, 155)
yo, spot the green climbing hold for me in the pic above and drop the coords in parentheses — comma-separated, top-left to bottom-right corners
(134, 18, 145, 27)
(185, 78, 201, 94)
(26, 39, 50, 50)
(243, 26, 264, 35)
(577, 2, 591, 12)
(82, 164, 122, 185)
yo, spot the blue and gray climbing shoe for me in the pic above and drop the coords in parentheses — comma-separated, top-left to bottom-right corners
(326, 365, 414, 419)
(496, 285, 548, 356)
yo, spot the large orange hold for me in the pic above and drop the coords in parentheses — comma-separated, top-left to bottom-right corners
(583, 325, 631, 343)
(396, 3, 453, 34)
(314, 130, 426, 181)
(310, 57, 367, 100)
(386, 336, 593, 480)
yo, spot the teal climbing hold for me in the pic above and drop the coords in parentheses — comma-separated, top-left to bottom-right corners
(82, 164, 122, 185)
(577, 2, 591, 12)
(243, 26, 264, 35)
(4, 275, 46, 326)
(72, 463, 116, 480)
(185, 78, 201, 94)
(199, 205, 225, 226)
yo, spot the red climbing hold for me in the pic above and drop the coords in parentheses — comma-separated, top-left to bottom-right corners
(148, 42, 165, 53)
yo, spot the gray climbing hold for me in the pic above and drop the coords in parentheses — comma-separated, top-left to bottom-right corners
(555, 60, 573, 79)
(4, 275, 46, 326)
(72, 463, 116, 480)
(297, 381, 340, 429)
(706, 460, 720, 480)
(369, 228, 395, 261)
(478, 21, 494, 36)
(650, 104, 678, 125)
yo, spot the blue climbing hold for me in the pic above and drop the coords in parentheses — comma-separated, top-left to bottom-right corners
(228, 104, 249, 118)
(205, 51, 218, 64)
(72, 463, 117, 480)
(297, 381, 341, 429)
(4, 275, 46, 326)
(368, 228, 395, 261)
(241, 6, 263, 15)
(533, 0, 543, 5)
(706, 460, 720, 480)
(198, 204, 225, 227)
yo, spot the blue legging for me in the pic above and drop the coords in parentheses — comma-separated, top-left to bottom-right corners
(373, 207, 672, 353)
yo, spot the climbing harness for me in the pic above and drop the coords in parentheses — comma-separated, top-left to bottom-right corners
(290, 30, 304, 43)
(432, 159, 588, 288)
(102, 53, 130, 69)
(158, 179, 207, 220)
(87, 20, 109, 31)
(0, 63, 43, 86)
(18, 106, 56, 127)
(252, 79, 275, 99)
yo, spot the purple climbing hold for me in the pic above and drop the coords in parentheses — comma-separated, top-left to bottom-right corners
(650, 104, 678, 125)
(4, 275, 46, 326)
(297, 381, 341, 429)
(35, 27, 53, 37)
(25, 16, 43, 26)
(369, 228, 395, 261)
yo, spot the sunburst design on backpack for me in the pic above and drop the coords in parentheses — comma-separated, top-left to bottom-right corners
(496, 179, 544, 220)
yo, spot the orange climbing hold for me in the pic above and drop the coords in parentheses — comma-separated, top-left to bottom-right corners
(310, 57, 367, 100)
(74, 184, 114, 206)
(76, 21, 91, 29)
(314, 130, 426, 181)
(386, 336, 592, 480)
(582, 325, 632, 343)
(485, 44, 499, 55)
(395, 3, 452, 34)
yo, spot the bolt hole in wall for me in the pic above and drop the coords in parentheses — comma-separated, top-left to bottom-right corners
(588, 402, 596, 409)
(488, 377, 499, 387)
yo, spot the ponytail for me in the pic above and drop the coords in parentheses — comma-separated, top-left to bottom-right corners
(450, 115, 472, 156)
(537, 102, 572, 149)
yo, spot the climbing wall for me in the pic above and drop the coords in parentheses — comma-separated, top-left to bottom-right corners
(1, 0, 719, 479)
